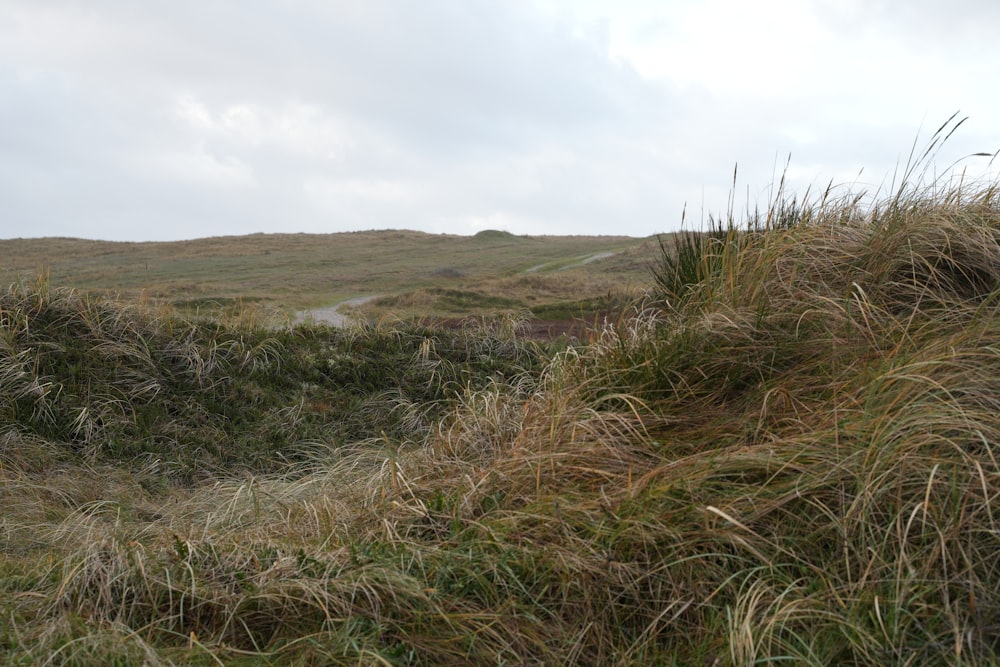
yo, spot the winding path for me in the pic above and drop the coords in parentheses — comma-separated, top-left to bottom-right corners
(525, 251, 618, 273)
(295, 250, 624, 327)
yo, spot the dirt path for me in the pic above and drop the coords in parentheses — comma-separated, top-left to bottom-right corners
(294, 295, 379, 327)
(525, 251, 619, 273)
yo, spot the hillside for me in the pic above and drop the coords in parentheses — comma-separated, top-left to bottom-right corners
(4, 180, 1000, 664)
(0, 230, 658, 326)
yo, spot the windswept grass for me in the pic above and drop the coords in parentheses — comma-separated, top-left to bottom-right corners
(5, 144, 1000, 663)
(0, 280, 545, 479)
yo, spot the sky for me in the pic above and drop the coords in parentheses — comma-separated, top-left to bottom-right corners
(2, 0, 999, 242)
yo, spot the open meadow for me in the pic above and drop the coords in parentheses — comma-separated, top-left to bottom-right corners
(4, 174, 1000, 664)
(0, 230, 657, 328)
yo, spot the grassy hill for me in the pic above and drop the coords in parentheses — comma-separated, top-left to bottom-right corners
(4, 179, 1000, 664)
(0, 230, 658, 325)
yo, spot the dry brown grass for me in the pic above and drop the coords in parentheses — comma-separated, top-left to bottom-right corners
(5, 133, 1000, 663)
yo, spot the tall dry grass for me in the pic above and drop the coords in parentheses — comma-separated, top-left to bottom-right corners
(5, 138, 1000, 663)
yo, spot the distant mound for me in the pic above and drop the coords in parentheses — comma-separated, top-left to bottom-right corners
(473, 229, 521, 241)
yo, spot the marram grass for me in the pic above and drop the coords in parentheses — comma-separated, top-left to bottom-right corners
(4, 178, 1000, 664)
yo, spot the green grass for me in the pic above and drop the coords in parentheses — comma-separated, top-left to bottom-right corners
(5, 135, 1000, 663)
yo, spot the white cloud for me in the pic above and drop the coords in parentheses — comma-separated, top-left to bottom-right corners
(152, 149, 257, 189)
(170, 94, 352, 159)
(174, 94, 214, 130)
(303, 177, 416, 209)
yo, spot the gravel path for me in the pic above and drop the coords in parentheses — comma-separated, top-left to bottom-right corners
(294, 295, 379, 327)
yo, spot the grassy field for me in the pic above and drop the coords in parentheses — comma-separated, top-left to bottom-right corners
(0, 229, 658, 326)
(4, 158, 1000, 664)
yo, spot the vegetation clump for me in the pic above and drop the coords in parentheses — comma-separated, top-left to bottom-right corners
(472, 229, 522, 241)
(0, 284, 544, 480)
(4, 157, 1000, 663)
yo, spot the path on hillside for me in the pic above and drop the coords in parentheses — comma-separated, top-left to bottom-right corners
(294, 249, 625, 327)
(525, 251, 618, 273)
(294, 295, 379, 327)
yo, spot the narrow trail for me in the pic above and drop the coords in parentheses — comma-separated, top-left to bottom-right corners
(294, 295, 379, 327)
(524, 251, 618, 273)
(294, 248, 626, 327)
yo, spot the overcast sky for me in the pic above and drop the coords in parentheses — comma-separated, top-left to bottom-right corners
(2, 0, 998, 241)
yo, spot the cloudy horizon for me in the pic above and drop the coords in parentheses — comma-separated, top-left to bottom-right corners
(2, 0, 998, 242)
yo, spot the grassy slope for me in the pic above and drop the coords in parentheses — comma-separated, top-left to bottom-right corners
(0, 230, 655, 321)
(4, 184, 1000, 664)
